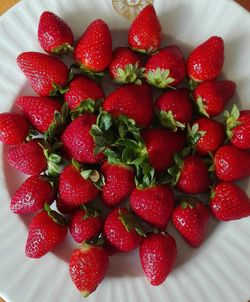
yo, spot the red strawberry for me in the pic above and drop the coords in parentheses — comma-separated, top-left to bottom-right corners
(64, 74, 104, 110)
(10, 176, 55, 214)
(109, 47, 144, 84)
(214, 144, 250, 181)
(69, 206, 102, 243)
(17, 52, 69, 96)
(56, 197, 79, 214)
(144, 46, 186, 88)
(104, 208, 142, 252)
(61, 114, 104, 163)
(187, 36, 224, 82)
(25, 205, 67, 258)
(188, 117, 225, 155)
(101, 161, 135, 207)
(155, 88, 193, 130)
(0, 113, 29, 145)
(130, 184, 175, 229)
(128, 4, 162, 54)
(210, 182, 250, 221)
(74, 19, 112, 72)
(193, 80, 236, 117)
(172, 198, 210, 248)
(69, 244, 109, 297)
(103, 83, 153, 128)
(38, 11, 74, 54)
(140, 233, 177, 286)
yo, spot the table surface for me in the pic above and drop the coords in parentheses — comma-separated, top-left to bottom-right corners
(0, 0, 249, 301)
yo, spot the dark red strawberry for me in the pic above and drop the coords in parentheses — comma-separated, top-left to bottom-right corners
(144, 46, 186, 88)
(210, 182, 250, 221)
(187, 36, 224, 82)
(69, 244, 109, 297)
(0, 113, 29, 145)
(172, 198, 210, 248)
(38, 11, 74, 54)
(140, 233, 177, 286)
(193, 80, 236, 117)
(74, 19, 112, 72)
(128, 4, 162, 54)
(103, 83, 153, 128)
(155, 88, 193, 130)
(25, 205, 67, 258)
(56, 197, 79, 214)
(10, 176, 55, 214)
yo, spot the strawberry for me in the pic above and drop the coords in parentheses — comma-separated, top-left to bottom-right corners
(128, 4, 162, 54)
(155, 88, 193, 130)
(210, 182, 250, 221)
(74, 19, 112, 73)
(144, 46, 186, 88)
(10, 176, 55, 214)
(17, 52, 69, 97)
(25, 205, 67, 258)
(188, 117, 225, 155)
(104, 208, 142, 252)
(172, 198, 210, 248)
(130, 184, 175, 229)
(101, 161, 135, 207)
(109, 47, 144, 84)
(0, 113, 29, 145)
(38, 11, 74, 54)
(140, 233, 177, 286)
(187, 36, 224, 83)
(214, 144, 250, 181)
(61, 114, 104, 163)
(193, 80, 236, 117)
(56, 197, 79, 214)
(103, 83, 153, 128)
(69, 206, 102, 243)
(69, 243, 109, 297)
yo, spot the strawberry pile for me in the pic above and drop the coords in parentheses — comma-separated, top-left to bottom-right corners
(1, 5, 250, 297)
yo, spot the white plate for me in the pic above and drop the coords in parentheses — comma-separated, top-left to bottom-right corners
(0, 0, 250, 301)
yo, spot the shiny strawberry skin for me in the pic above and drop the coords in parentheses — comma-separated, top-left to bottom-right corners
(130, 185, 175, 229)
(74, 19, 112, 72)
(10, 176, 55, 214)
(187, 36, 224, 82)
(0, 113, 29, 145)
(230, 110, 250, 149)
(140, 233, 177, 286)
(210, 182, 250, 221)
(128, 4, 162, 53)
(17, 52, 69, 96)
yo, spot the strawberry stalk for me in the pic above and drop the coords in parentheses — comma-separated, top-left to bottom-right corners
(224, 104, 241, 139)
(44, 203, 67, 226)
(114, 63, 145, 85)
(70, 98, 104, 120)
(155, 108, 185, 131)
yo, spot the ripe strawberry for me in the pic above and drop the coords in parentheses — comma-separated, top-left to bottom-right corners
(10, 176, 55, 214)
(17, 52, 69, 97)
(210, 182, 250, 221)
(74, 19, 112, 72)
(56, 197, 79, 214)
(0, 113, 29, 145)
(69, 206, 102, 243)
(25, 205, 67, 258)
(140, 233, 177, 286)
(187, 36, 224, 82)
(155, 88, 193, 130)
(101, 161, 135, 207)
(172, 198, 210, 248)
(144, 46, 186, 88)
(103, 83, 153, 128)
(214, 144, 250, 181)
(193, 80, 236, 117)
(130, 184, 175, 229)
(128, 4, 162, 54)
(69, 244, 109, 297)
(109, 47, 144, 84)
(64, 74, 104, 110)
(104, 208, 142, 252)
(38, 11, 74, 54)
(61, 114, 104, 163)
